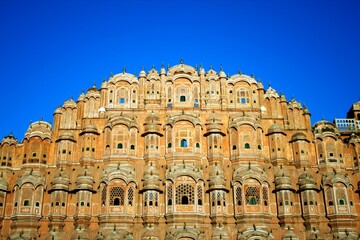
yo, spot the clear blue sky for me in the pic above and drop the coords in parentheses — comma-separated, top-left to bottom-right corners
(0, 0, 359, 140)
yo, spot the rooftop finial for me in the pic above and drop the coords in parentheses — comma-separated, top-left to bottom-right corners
(180, 58, 184, 64)
(238, 68, 242, 75)
(220, 64, 223, 71)
(251, 73, 255, 78)
(123, 66, 126, 73)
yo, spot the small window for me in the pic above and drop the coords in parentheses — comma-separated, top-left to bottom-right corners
(257, 145, 262, 150)
(32, 153, 37, 157)
(56, 201, 60, 206)
(244, 143, 250, 149)
(130, 145, 135, 150)
(117, 143, 123, 149)
(15, 202, 18, 207)
(120, 98, 125, 104)
(196, 143, 200, 148)
(62, 202, 65, 207)
(86, 147, 90, 151)
(329, 152, 333, 157)
(329, 201, 333, 206)
(62, 149, 66, 154)
(339, 199, 345, 205)
(241, 98, 246, 104)
(180, 139, 187, 147)
(24, 200, 30, 206)
(168, 143, 172, 148)
(232, 145, 237, 150)
(92, 148, 95, 152)
(198, 199, 202, 205)
(181, 196, 189, 205)
(43, 154, 47, 158)
(194, 98, 198, 103)
(180, 95, 186, 102)
(80, 202, 85, 206)
(168, 199, 172, 205)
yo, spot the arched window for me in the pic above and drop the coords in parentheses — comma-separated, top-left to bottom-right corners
(244, 143, 250, 149)
(180, 95, 186, 102)
(232, 145, 237, 150)
(117, 143, 123, 149)
(130, 145, 135, 150)
(23, 200, 30, 206)
(339, 199, 345, 205)
(180, 139, 187, 147)
(128, 187, 134, 206)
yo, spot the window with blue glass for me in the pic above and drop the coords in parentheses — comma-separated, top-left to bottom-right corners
(180, 139, 187, 147)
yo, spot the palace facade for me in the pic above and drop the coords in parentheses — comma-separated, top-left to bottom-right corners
(0, 63, 359, 239)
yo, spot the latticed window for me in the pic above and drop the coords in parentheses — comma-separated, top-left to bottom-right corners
(246, 186, 260, 205)
(217, 192, 222, 206)
(262, 187, 268, 206)
(101, 187, 107, 206)
(197, 185, 203, 205)
(110, 187, 124, 206)
(236, 186, 242, 206)
(167, 184, 173, 205)
(211, 192, 216, 206)
(175, 184, 194, 205)
(128, 187, 134, 206)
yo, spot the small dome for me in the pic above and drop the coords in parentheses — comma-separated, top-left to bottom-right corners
(75, 168, 94, 191)
(298, 170, 317, 191)
(80, 122, 99, 135)
(139, 67, 146, 78)
(291, 132, 309, 142)
(50, 170, 70, 192)
(1, 132, 17, 145)
(78, 92, 85, 102)
(208, 164, 226, 190)
(25, 120, 52, 140)
(57, 131, 76, 142)
(274, 167, 294, 191)
(268, 123, 285, 135)
(63, 98, 77, 109)
(142, 162, 161, 191)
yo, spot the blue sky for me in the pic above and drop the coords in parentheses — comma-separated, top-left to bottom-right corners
(0, 0, 359, 140)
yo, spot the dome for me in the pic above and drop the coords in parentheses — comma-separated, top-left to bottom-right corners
(208, 164, 226, 190)
(63, 98, 77, 109)
(1, 132, 17, 145)
(141, 162, 162, 192)
(25, 120, 52, 140)
(274, 167, 294, 191)
(80, 122, 99, 135)
(291, 132, 309, 142)
(78, 92, 85, 102)
(298, 170, 317, 191)
(56, 131, 76, 142)
(75, 168, 94, 191)
(268, 123, 285, 135)
(50, 170, 70, 192)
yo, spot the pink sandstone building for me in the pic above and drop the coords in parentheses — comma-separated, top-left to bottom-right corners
(0, 63, 359, 239)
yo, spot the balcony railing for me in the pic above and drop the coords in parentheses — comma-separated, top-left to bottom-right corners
(335, 118, 360, 132)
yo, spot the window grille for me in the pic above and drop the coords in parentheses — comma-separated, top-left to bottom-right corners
(263, 187, 268, 205)
(101, 187, 107, 205)
(167, 184, 173, 205)
(110, 187, 124, 206)
(197, 185, 203, 205)
(128, 187, 134, 206)
(236, 186, 242, 205)
(175, 183, 194, 205)
(246, 186, 259, 205)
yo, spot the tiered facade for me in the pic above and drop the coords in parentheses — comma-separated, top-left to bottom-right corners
(0, 62, 359, 239)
